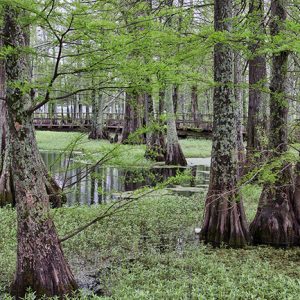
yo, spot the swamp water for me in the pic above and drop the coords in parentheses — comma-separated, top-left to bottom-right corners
(40, 151, 211, 294)
(41, 151, 210, 206)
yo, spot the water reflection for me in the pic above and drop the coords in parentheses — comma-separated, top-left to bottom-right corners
(41, 151, 210, 206)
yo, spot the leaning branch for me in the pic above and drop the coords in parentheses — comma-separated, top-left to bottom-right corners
(59, 187, 159, 243)
(27, 15, 75, 113)
(59, 170, 185, 244)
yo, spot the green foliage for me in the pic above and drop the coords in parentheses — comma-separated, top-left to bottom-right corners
(2, 0, 300, 298)
(240, 184, 263, 221)
(240, 151, 299, 186)
(2, 192, 300, 299)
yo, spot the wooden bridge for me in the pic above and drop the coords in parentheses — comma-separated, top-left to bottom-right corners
(33, 112, 215, 137)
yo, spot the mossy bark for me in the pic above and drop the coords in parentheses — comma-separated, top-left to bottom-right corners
(9, 119, 78, 298)
(4, 6, 77, 297)
(0, 89, 14, 206)
(0, 34, 13, 205)
(200, 0, 250, 247)
(1, 32, 64, 208)
(0, 116, 66, 208)
(234, 51, 245, 177)
(249, 0, 300, 247)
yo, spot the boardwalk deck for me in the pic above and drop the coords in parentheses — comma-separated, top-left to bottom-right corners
(33, 112, 215, 137)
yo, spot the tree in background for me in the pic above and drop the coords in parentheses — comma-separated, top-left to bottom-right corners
(247, 0, 268, 164)
(89, 89, 109, 140)
(121, 91, 145, 144)
(165, 84, 187, 165)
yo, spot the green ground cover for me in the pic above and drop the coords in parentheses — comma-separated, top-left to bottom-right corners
(1, 186, 300, 299)
(3, 132, 299, 298)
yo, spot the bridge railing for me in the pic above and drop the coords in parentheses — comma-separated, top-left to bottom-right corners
(33, 112, 91, 121)
(33, 112, 248, 132)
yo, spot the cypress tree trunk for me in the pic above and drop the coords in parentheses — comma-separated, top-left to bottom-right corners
(73, 96, 77, 119)
(234, 51, 246, 177)
(121, 92, 145, 144)
(0, 103, 13, 206)
(250, 0, 300, 247)
(79, 103, 83, 124)
(144, 92, 153, 146)
(293, 161, 300, 222)
(165, 84, 187, 166)
(200, 0, 250, 247)
(89, 90, 108, 140)
(67, 101, 71, 122)
(60, 105, 65, 124)
(159, 89, 165, 115)
(191, 86, 200, 127)
(0, 30, 63, 208)
(49, 102, 56, 125)
(121, 92, 136, 143)
(173, 84, 179, 115)
(4, 6, 77, 297)
(247, 0, 267, 163)
(0, 47, 13, 205)
(144, 91, 166, 162)
(85, 105, 90, 124)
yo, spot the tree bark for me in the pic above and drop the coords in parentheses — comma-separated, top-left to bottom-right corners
(67, 101, 71, 122)
(200, 0, 250, 247)
(60, 105, 65, 124)
(79, 103, 83, 124)
(4, 6, 78, 297)
(250, 0, 300, 247)
(234, 51, 245, 177)
(89, 90, 109, 140)
(144, 92, 153, 146)
(49, 102, 56, 125)
(165, 84, 187, 166)
(191, 86, 200, 127)
(144, 91, 166, 162)
(247, 0, 267, 164)
(121, 92, 145, 144)
(0, 45, 14, 205)
(0, 26, 64, 208)
(173, 84, 179, 115)
(85, 105, 90, 124)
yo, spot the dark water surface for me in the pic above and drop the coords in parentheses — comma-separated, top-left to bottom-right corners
(41, 151, 210, 206)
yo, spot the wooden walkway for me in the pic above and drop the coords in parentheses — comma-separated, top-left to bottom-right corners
(33, 112, 214, 137)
